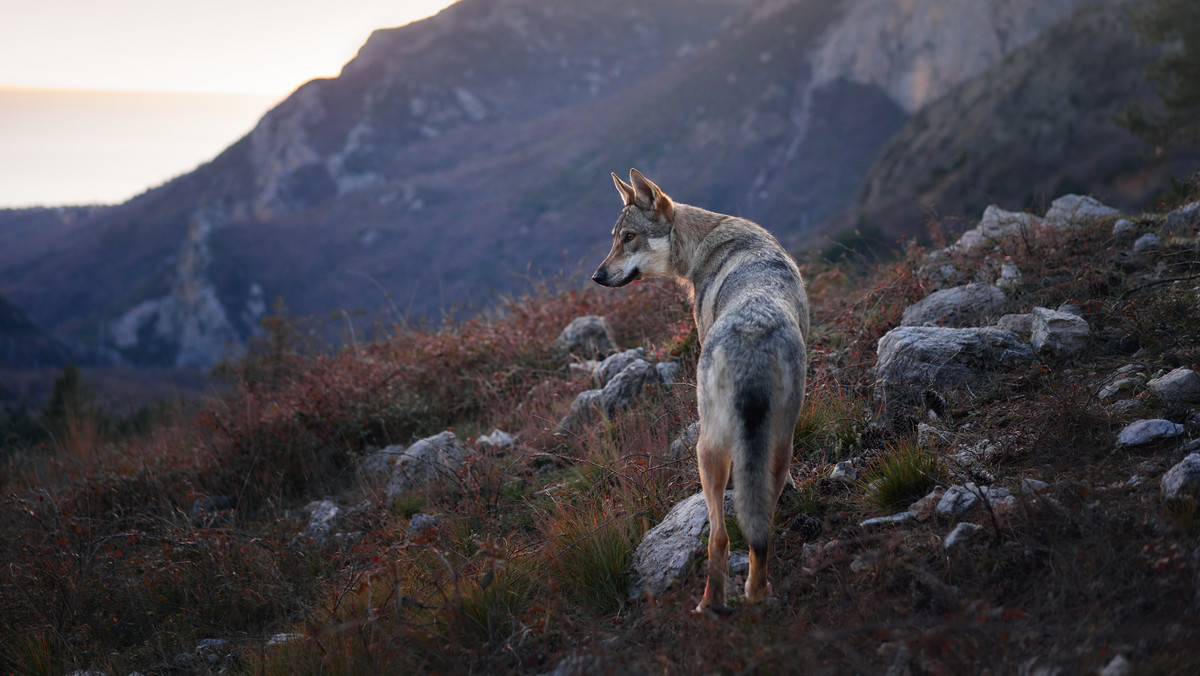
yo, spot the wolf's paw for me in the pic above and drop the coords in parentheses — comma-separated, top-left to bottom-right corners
(694, 602, 732, 616)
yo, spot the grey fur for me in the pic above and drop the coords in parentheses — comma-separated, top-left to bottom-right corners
(593, 169, 808, 609)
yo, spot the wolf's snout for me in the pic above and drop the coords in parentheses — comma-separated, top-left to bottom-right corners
(591, 268, 607, 286)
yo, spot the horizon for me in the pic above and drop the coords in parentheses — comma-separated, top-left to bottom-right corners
(0, 0, 459, 208)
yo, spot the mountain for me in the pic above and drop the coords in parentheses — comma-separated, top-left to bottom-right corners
(832, 0, 1200, 245)
(0, 0, 1179, 368)
(0, 294, 76, 369)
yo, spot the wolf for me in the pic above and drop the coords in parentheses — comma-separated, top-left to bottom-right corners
(592, 169, 809, 612)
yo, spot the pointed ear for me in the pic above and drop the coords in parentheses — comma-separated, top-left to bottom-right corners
(612, 172, 637, 206)
(629, 168, 674, 223)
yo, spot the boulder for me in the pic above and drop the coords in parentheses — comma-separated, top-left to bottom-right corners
(995, 261, 1022, 292)
(1161, 453, 1200, 503)
(900, 283, 1006, 328)
(1164, 201, 1199, 238)
(386, 431, 466, 500)
(656, 361, 683, 386)
(555, 389, 606, 435)
(1112, 219, 1136, 242)
(555, 315, 619, 358)
(628, 490, 732, 599)
(476, 428, 515, 452)
(359, 445, 406, 481)
(593, 348, 645, 387)
(1043, 194, 1119, 225)
(1117, 419, 1185, 447)
(954, 205, 1040, 252)
(669, 421, 701, 460)
(1146, 367, 1200, 404)
(1030, 307, 1090, 358)
(996, 313, 1034, 340)
(600, 359, 660, 416)
(873, 326, 1033, 420)
(1133, 233, 1161, 252)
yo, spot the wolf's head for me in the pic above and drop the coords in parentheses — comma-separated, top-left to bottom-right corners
(592, 169, 675, 287)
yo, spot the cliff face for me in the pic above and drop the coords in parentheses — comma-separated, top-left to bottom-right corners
(0, 0, 1160, 368)
(835, 0, 1200, 245)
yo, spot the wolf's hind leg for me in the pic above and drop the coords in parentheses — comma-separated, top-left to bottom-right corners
(745, 442, 792, 602)
(696, 438, 731, 613)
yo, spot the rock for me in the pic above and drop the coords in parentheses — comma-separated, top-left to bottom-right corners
(189, 494, 235, 526)
(1110, 399, 1145, 416)
(873, 326, 1034, 421)
(917, 423, 950, 447)
(830, 460, 859, 483)
(300, 499, 341, 545)
(593, 348, 646, 386)
(267, 633, 304, 646)
(1117, 419, 1185, 447)
(900, 283, 1006, 328)
(1112, 219, 1136, 242)
(386, 431, 466, 500)
(996, 313, 1034, 340)
(1043, 194, 1119, 224)
(860, 512, 915, 528)
(567, 360, 599, 382)
(555, 315, 618, 358)
(1030, 307, 1090, 358)
(656, 361, 683, 386)
(1133, 233, 1161, 252)
(1164, 201, 1199, 237)
(936, 483, 1011, 519)
(1146, 367, 1200, 404)
(1161, 453, 1200, 504)
(727, 550, 750, 575)
(476, 428, 515, 452)
(1021, 478, 1050, 494)
(359, 445, 406, 480)
(996, 261, 1022, 292)
(406, 512, 445, 538)
(1056, 303, 1082, 317)
(628, 491, 732, 599)
(600, 359, 660, 416)
(910, 488, 947, 520)
(555, 389, 606, 435)
(953, 439, 1000, 466)
(1099, 654, 1132, 676)
(954, 205, 1041, 251)
(1099, 377, 1140, 401)
(850, 550, 878, 572)
(669, 421, 701, 460)
(943, 522, 982, 550)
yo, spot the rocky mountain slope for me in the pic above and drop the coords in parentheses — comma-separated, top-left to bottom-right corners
(3, 188, 1198, 674)
(2, 0, 1172, 369)
(0, 294, 75, 369)
(833, 0, 1200, 246)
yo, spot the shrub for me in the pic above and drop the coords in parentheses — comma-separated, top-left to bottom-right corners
(861, 442, 946, 509)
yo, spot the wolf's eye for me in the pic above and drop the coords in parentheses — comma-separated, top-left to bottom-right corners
(623, 232, 636, 243)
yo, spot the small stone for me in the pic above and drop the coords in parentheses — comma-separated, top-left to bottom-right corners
(996, 261, 1022, 292)
(1030, 307, 1090, 358)
(850, 550, 878, 572)
(1118, 419, 1185, 446)
(830, 460, 858, 483)
(476, 429, 515, 452)
(1161, 453, 1200, 503)
(593, 348, 645, 387)
(859, 512, 915, 528)
(1164, 201, 1199, 237)
(267, 633, 304, 646)
(669, 421, 701, 460)
(555, 315, 618, 358)
(1044, 194, 1119, 224)
(1112, 219, 1136, 241)
(728, 550, 750, 575)
(1110, 399, 1145, 416)
(406, 512, 445, 538)
(1100, 654, 1132, 676)
(943, 522, 983, 550)
(1133, 233, 1161, 252)
(1021, 478, 1050, 494)
(937, 484, 981, 518)
(910, 487, 947, 520)
(1099, 377, 1140, 400)
(1146, 367, 1200, 404)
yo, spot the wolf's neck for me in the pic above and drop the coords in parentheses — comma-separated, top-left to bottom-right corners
(670, 203, 724, 280)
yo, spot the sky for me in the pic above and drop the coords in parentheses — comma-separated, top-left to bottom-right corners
(0, 0, 459, 207)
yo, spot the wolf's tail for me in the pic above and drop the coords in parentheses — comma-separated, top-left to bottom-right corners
(732, 382, 773, 561)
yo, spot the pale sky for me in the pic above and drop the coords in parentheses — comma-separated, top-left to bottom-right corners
(0, 0, 460, 207)
(0, 0, 459, 95)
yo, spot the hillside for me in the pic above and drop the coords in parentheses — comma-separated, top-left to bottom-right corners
(0, 294, 76, 369)
(0, 0, 1122, 368)
(833, 0, 1200, 247)
(1, 185, 1198, 673)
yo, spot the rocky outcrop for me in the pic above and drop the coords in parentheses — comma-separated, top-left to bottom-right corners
(556, 316, 619, 359)
(873, 326, 1034, 420)
(900, 283, 1006, 328)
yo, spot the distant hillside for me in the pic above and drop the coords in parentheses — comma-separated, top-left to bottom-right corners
(832, 0, 1200, 245)
(2, 0, 1184, 369)
(0, 295, 75, 369)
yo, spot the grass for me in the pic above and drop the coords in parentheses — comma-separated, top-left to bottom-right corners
(860, 442, 947, 509)
(4, 188, 1200, 674)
